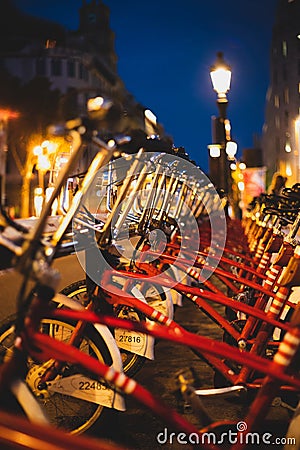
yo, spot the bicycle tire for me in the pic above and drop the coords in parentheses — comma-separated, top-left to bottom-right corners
(0, 314, 113, 435)
(60, 280, 146, 377)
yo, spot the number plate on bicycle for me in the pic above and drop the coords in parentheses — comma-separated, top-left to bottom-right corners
(48, 374, 125, 409)
(115, 329, 154, 359)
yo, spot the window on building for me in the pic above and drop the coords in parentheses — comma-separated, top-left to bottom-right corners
(284, 110, 289, 126)
(67, 60, 76, 78)
(283, 64, 287, 81)
(36, 58, 46, 76)
(282, 40, 288, 57)
(82, 65, 89, 82)
(79, 63, 84, 80)
(273, 69, 278, 85)
(78, 64, 89, 82)
(275, 136, 280, 155)
(85, 92, 90, 105)
(51, 59, 62, 76)
(45, 40, 56, 49)
(88, 13, 97, 23)
(78, 92, 85, 107)
(284, 88, 289, 104)
(274, 94, 280, 108)
(285, 141, 292, 153)
(275, 115, 280, 129)
(286, 163, 292, 177)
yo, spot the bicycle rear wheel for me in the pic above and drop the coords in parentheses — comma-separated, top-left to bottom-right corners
(0, 314, 113, 435)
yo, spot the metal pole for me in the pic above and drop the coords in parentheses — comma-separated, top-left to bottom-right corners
(216, 98, 229, 193)
(0, 118, 8, 206)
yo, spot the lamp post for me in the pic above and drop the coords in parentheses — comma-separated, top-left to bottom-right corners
(294, 117, 300, 185)
(208, 52, 232, 193)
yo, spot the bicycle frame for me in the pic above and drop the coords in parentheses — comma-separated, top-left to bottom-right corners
(17, 288, 300, 450)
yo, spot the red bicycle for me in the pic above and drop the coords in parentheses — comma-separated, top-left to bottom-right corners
(0, 100, 299, 450)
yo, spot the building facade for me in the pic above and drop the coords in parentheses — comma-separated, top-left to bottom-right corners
(1, 0, 146, 123)
(0, 0, 155, 213)
(262, 0, 300, 185)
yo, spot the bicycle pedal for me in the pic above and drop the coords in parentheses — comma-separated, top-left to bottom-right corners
(194, 385, 247, 398)
(272, 397, 296, 412)
(183, 401, 193, 414)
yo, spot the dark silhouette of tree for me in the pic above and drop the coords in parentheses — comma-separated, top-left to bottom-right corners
(0, 66, 22, 109)
(18, 76, 61, 136)
(0, 66, 66, 213)
(58, 87, 78, 121)
(0, 65, 62, 166)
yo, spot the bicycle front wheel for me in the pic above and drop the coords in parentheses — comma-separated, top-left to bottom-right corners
(0, 314, 113, 435)
(60, 279, 147, 377)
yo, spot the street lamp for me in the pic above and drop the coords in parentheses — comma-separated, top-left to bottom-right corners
(210, 52, 231, 101)
(208, 144, 221, 158)
(225, 140, 238, 159)
(208, 52, 232, 193)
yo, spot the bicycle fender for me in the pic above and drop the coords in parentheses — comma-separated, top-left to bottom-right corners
(11, 379, 50, 424)
(52, 294, 125, 411)
(115, 286, 155, 360)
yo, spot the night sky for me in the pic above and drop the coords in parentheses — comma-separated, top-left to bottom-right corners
(14, 0, 277, 172)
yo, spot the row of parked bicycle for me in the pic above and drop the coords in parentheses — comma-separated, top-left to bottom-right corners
(0, 97, 299, 449)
